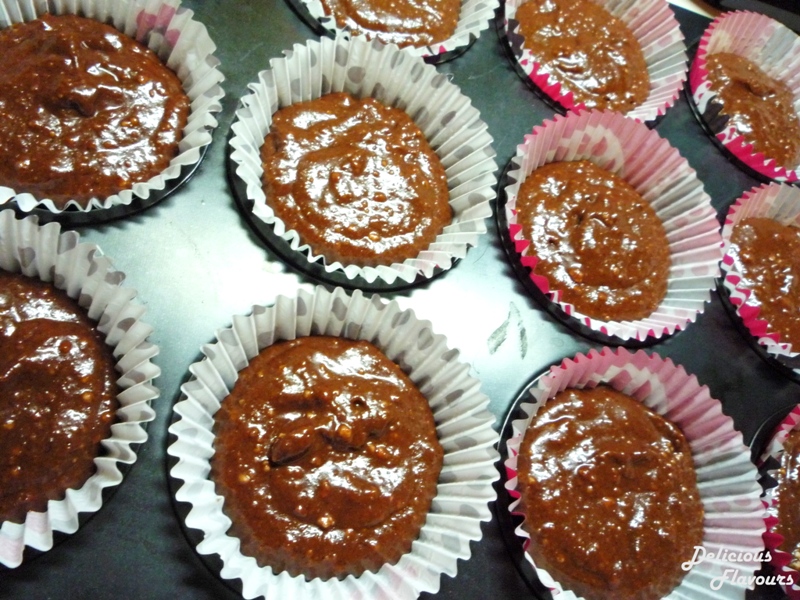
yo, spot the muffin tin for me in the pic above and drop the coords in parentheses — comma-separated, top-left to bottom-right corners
(2, 1, 800, 599)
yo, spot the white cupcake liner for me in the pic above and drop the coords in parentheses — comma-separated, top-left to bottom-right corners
(504, 346, 767, 600)
(689, 10, 800, 182)
(759, 405, 800, 599)
(503, 0, 687, 123)
(229, 34, 496, 286)
(295, 0, 497, 60)
(0, 209, 159, 569)
(504, 110, 722, 342)
(0, 0, 225, 215)
(167, 285, 499, 599)
(720, 182, 800, 362)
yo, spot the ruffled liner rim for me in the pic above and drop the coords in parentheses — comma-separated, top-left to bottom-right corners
(504, 110, 722, 343)
(228, 35, 497, 287)
(292, 0, 498, 61)
(0, 0, 225, 215)
(688, 10, 800, 183)
(502, 0, 688, 123)
(719, 182, 800, 359)
(167, 285, 500, 599)
(0, 209, 159, 569)
(759, 405, 800, 599)
(504, 346, 768, 600)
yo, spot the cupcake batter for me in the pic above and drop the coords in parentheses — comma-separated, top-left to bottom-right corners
(516, 386, 704, 600)
(0, 270, 117, 524)
(516, 160, 670, 321)
(705, 52, 800, 170)
(516, 0, 650, 111)
(775, 428, 800, 570)
(211, 336, 443, 580)
(728, 216, 800, 348)
(261, 92, 451, 267)
(0, 13, 189, 206)
(320, 0, 460, 48)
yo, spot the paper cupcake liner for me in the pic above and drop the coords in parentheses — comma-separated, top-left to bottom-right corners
(503, 110, 722, 343)
(689, 10, 800, 183)
(503, 0, 687, 123)
(720, 182, 800, 362)
(0, 0, 225, 216)
(0, 209, 159, 569)
(167, 285, 499, 599)
(758, 405, 800, 599)
(292, 0, 497, 61)
(228, 34, 496, 287)
(504, 347, 767, 600)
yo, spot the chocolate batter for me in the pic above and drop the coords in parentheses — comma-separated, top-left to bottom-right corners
(211, 336, 443, 580)
(516, 160, 670, 321)
(705, 52, 800, 170)
(776, 428, 800, 570)
(320, 0, 460, 48)
(261, 92, 451, 268)
(516, 0, 649, 112)
(0, 14, 189, 206)
(728, 216, 800, 348)
(0, 270, 118, 524)
(517, 386, 704, 600)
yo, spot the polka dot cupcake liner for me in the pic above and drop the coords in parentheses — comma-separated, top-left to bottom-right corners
(0, 209, 159, 568)
(0, 0, 225, 219)
(228, 34, 496, 288)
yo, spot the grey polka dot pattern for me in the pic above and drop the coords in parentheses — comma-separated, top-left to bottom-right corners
(167, 286, 499, 598)
(4, 2, 224, 216)
(229, 35, 497, 286)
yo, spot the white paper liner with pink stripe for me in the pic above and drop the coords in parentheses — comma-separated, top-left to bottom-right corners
(504, 110, 722, 342)
(759, 405, 800, 599)
(167, 285, 499, 599)
(0, 209, 159, 569)
(504, 347, 767, 600)
(720, 182, 800, 360)
(689, 10, 800, 182)
(503, 0, 687, 123)
(0, 0, 225, 214)
(297, 0, 497, 60)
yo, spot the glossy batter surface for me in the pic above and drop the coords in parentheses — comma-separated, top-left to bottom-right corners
(517, 386, 704, 600)
(516, 160, 670, 321)
(728, 216, 800, 348)
(319, 0, 460, 47)
(261, 92, 451, 268)
(705, 52, 800, 170)
(776, 429, 800, 570)
(0, 13, 189, 206)
(211, 336, 443, 580)
(0, 270, 117, 524)
(517, 0, 649, 111)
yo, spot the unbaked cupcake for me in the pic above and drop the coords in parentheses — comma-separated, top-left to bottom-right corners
(760, 405, 800, 599)
(229, 34, 496, 288)
(505, 346, 767, 599)
(503, 0, 687, 123)
(0, 0, 224, 218)
(689, 10, 800, 182)
(167, 285, 499, 599)
(291, 0, 496, 61)
(720, 182, 800, 377)
(0, 209, 159, 569)
(503, 109, 722, 343)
